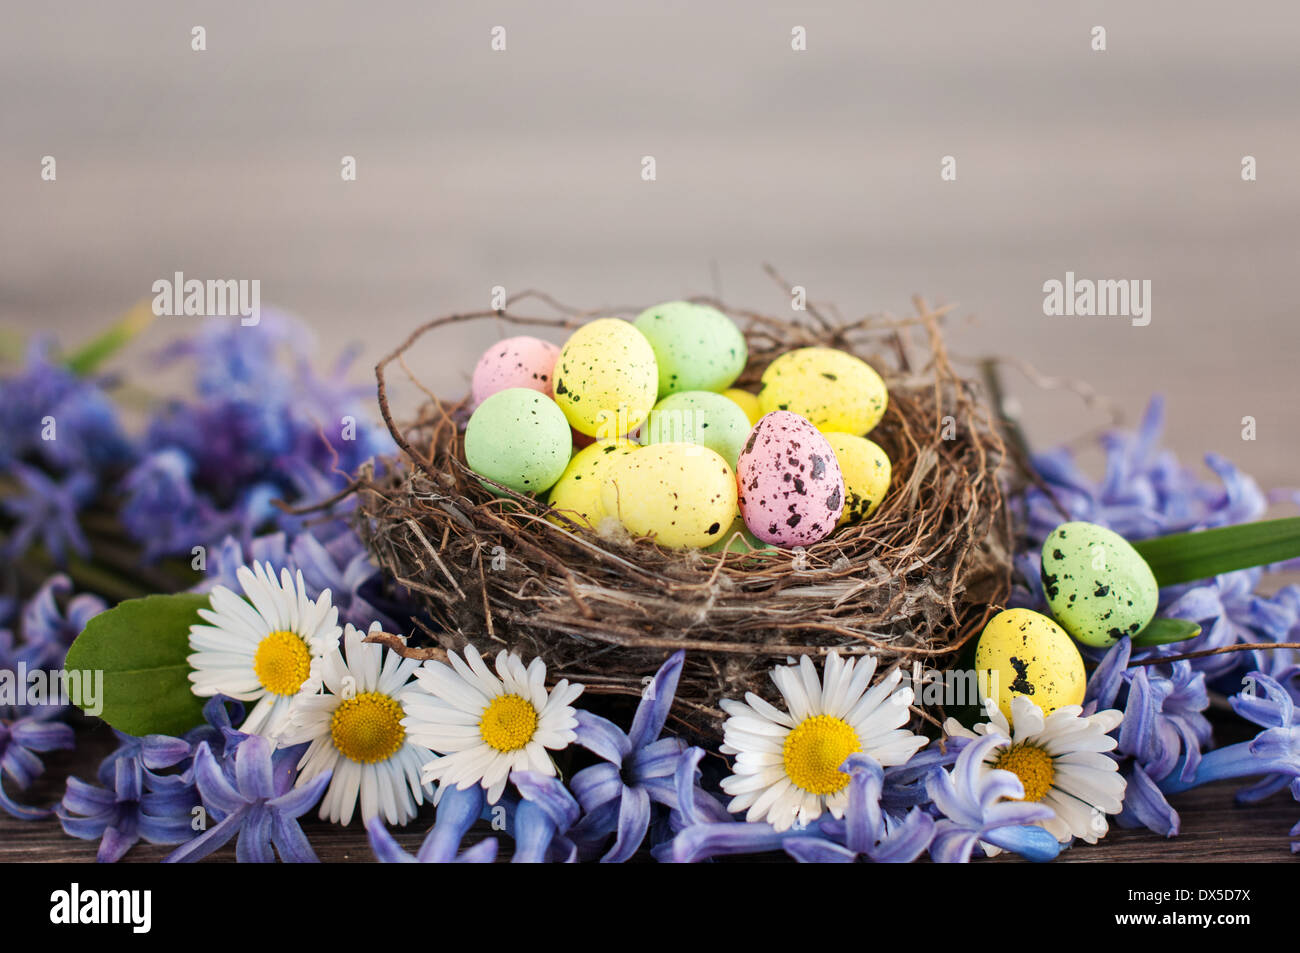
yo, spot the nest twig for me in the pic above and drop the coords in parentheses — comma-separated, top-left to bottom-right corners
(357, 290, 1013, 740)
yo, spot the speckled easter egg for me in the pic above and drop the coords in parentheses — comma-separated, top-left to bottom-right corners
(633, 301, 747, 396)
(470, 336, 561, 408)
(1041, 521, 1159, 647)
(758, 347, 888, 436)
(723, 388, 762, 426)
(975, 608, 1086, 723)
(464, 388, 572, 494)
(546, 439, 637, 530)
(642, 390, 752, 469)
(736, 411, 845, 547)
(600, 444, 737, 549)
(824, 432, 892, 525)
(553, 319, 658, 438)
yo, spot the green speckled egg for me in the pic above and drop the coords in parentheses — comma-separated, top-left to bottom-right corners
(633, 301, 747, 396)
(975, 608, 1086, 723)
(758, 347, 888, 436)
(704, 516, 775, 555)
(642, 390, 752, 469)
(554, 318, 659, 438)
(723, 388, 762, 425)
(1041, 521, 1158, 647)
(464, 388, 572, 494)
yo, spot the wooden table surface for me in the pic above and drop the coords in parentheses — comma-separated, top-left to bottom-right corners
(3, 720, 1294, 863)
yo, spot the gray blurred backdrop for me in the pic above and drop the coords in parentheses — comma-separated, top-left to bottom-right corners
(2, 1, 1297, 489)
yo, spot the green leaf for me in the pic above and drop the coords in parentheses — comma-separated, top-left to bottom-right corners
(1132, 617, 1201, 648)
(63, 302, 155, 376)
(63, 592, 209, 737)
(1132, 517, 1300, 588)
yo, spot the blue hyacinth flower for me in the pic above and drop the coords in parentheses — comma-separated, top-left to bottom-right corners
(569, 650, 693, 861)
(783, 754, 935, 863)
(58, 756, 198, 862)
(366, 783, 497, 863)
(164, 735, 329, 863)
(927, 734, 1061, 863)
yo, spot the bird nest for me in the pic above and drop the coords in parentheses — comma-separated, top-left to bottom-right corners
(356, 291, 1013, 741)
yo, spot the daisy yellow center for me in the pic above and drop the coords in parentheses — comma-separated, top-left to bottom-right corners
(782, 715, 861, 795)
(480, 694, 538, 753)
(253, 630, 312, 697)
(994, 743, 1055, 802)
(330, 692, 406, 764)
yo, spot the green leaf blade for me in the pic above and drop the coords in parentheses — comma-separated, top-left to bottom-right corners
(1131, 517, 1300, 588)
(63, 592, 209, 737)
(1132, 617, 1202, 648)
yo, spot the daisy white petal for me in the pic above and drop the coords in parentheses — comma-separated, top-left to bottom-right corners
(405, 645, 583, 804)
(719, 651, 926, 831)
(281, 623, 433, 826)
(954, 695, 1128, 845)
(186, 560, 342, 739)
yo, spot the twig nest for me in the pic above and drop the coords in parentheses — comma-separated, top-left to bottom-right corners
(361, 293, 1012, 740)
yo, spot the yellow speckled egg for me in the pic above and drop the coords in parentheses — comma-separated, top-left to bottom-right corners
(600, 444, 737, 549)
(546, 439, 637, 530)
(975, 608, 1086, 723)
(824, 432, 892, 525)
(553, 318, 659, 438)
(758, 347, 888, 436)
(723, 388, 762, 426)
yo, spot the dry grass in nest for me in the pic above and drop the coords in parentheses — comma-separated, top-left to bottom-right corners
(356, 289, 1013, 741)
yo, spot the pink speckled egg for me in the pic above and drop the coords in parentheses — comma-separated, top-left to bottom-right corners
(736, 411, 845, 546)
(471, 336, 561, 408)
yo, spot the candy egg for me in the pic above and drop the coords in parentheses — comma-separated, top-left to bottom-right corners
(824, 433, 892, 525)
(723, 388, 762, 426)
(975, 608, 1086, 723)
(553, 318, 658, 438)
(546, 439, 637, 530)
(464, 388, 572, 494)
(704, 516, 776, 556)
(470, 336, 561, 408)
(758, 347, 888, 436)
(633, 301, 747, 396)
(1041, 521, 1159, 647)
(642, 390, 752, 469)
(736, 411, 844, 547)
(600, 444, 737, 549)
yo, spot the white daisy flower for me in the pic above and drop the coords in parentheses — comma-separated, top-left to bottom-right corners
(280, 622, 434, 826)
(403, 646, 583, 805)
(188, 562, 341, 738)
(944, 694, 1126, 846)
(719, 652, 927, 832)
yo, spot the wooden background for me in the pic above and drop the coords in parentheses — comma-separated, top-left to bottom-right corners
(2, 1, 1299, 489)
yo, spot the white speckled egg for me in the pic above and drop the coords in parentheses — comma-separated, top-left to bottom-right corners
(736, 411, 844, 546)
